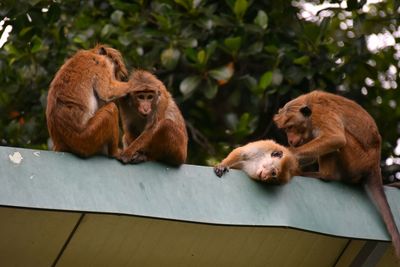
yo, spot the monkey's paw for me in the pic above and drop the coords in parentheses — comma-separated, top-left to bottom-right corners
(130, 151, 148, 164)
(214, 165, 229, 177)
(119, 150, 147, 164)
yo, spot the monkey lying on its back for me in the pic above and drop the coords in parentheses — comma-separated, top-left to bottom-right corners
(214, 140, 299, 184)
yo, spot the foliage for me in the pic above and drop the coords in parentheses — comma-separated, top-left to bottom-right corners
(0, 0, 399, 180)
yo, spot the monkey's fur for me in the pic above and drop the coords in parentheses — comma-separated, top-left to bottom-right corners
(119, 70, 188, 166)
(46, 45, 131, 158)
(214, 140, 298, 184)
(274, 90, 400, 257)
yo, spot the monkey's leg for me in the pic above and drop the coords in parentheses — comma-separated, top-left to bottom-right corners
(299, 172, 335, 181)
(300, 153, 340, 181)
(146, 119, 188, 166)
(119, 127, 155, 164)
(293, 119, 346, 159)
(64, 103, 121, 158)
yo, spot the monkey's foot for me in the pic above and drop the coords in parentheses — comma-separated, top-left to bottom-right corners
(111, 148, 123, 161)
(119, 150, 147, 164)
(130, 151, 148, 164)
(214, 165, 229, 177)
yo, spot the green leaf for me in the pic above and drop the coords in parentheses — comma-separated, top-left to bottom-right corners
(197, 50, 206, 65)
(203, 79, 218, 99)
(241, 75, 258, 91)
(238, 112, 250, 128)
(206, 41, 218, 57)
(111, 10, 124, 24)
(153, 13, 170, 29)
(233, 0, 248, 20)
(19, 27, 33, 37)
(254, 10, 268, 30)
(3, 43, 18, 55)
(180, 38, 198, 48)
(30, 36, 42, 53)
(209, 63, 234, 83)
(72, 36, 85, 44)
(184, 48, 198, 63)
(259, 71, 273, 90)
(246, 41, 263, 55)
(264, 45, 278, 54)
(180, 75, 202, 96)
(224, 36, 241, 53)
(175, 0, 192, 10)
(293, 55, 310, 65)
(101, 24, 116, 37)
(28, 0, 42, 5)
(118, 34, 133, 46)
(161, 48, 181, 70)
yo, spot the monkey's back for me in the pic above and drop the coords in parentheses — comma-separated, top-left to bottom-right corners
(46, 50, 114, 141)
(306, 91, 381, 150)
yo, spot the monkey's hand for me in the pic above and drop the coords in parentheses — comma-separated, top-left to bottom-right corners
(130, 151, 148, 164)
(214, 165, 229, 178)
(119, 149, 147, 164)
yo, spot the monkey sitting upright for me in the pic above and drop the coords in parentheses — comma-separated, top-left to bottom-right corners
(274, 90, 400, 257)
(214, 140, 299, 184)
(118, 70, 188, 166)
(46, 45, 132, 158)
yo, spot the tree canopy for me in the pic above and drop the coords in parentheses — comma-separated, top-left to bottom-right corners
(0, 0, 399, 181)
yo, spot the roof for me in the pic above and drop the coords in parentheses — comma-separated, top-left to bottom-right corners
(0, 146, 399, 266)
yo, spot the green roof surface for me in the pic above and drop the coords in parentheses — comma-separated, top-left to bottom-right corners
(1, 145, 399, 241)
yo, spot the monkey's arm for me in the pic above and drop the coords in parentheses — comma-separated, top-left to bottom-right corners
(293, 116, 346, 159)
(214, 149, 243, 177)
(119, 128, 155, 164)
(95, 79, 132, 102)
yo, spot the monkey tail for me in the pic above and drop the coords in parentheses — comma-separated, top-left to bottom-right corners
(365, 171, 400, 258)
(385, 181, 400, 189)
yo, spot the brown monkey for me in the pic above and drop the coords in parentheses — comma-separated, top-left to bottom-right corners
(46, 44, 132, 158)
(214, 140, 299, 184)
(119, 70, 188, 166)
(274, 90, 400, 257)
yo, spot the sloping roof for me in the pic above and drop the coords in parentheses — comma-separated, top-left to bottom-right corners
(0, 146, 399, 266)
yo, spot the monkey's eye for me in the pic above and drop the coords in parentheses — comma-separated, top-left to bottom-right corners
(137, 94, 145, 100)
(271, 151, 283, 158)
(285, 125, 293, 132)
(147, 95, 154, 100)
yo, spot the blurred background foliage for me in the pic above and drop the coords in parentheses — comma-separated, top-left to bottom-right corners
(0, 0, 399, 182)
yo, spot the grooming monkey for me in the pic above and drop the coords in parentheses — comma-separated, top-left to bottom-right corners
(274, 90, 400, 257)
(119, 70, 188, 166)
(214, 140, 299, 184)
(46, 45, 131, 158)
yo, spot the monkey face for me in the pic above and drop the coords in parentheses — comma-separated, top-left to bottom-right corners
(133, 91, 158, 118)
(242, 152, 282, 182)
(274, 105, 313, 147)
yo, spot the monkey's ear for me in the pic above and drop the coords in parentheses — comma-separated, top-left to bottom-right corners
(98, 46, 107, 55)
(299, 105, 312, 117)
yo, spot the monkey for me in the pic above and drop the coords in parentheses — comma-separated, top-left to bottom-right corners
(273, 90, 400, 257)
(118, 70, 188, 166)
(46, 44, 133, 158)
(214, 140, 299, 184)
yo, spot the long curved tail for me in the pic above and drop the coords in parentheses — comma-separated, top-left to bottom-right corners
(365, 172, 400, 258)
(385, 181, 400, 188)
